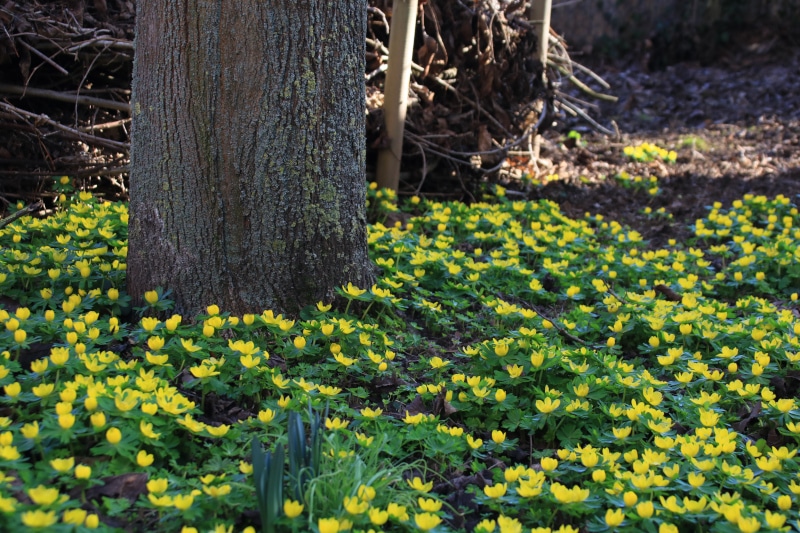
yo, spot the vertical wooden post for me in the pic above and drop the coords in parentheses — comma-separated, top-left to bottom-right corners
(529, 0, 553, 77)
(375, 0, 419, 192)
(528, 0, 552, 167)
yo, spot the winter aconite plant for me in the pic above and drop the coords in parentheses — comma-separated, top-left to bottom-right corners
(0, 179, 799, 532)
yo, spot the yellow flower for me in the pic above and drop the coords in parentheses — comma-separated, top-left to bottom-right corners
(240, 354, 261, 369)
(58, 413, 76, 430)
(180, 338, 203, 352)
(75, 464, 92, 479)
(106, 427, 122, 444)
(687, 472, 705, 488)
(414, 513, 442, 531)
(141, 317, 160, 332)
(777, 494, 791, 510)
(540, 457, 558, 471)
(581, 451, 599, 468)
(484, 483, 507, 498)
(32, 383, 55, 398)
(202, 484, 232, 498)
(205, 424, 229, 437)
(467, 435, 483, 449)
(144, 291, 159, 305)
(636, 501, 654, 518)
(493, 339, 510, 356)
(147, 478, 169, 494)
(491, 430, 506, 444)
(737, 516, 760, 533)
(50, 457, 74, 473)
(137, 450, 155, 467)
(63, 508, 88, 525)
(190, 364, 220, 379)
(418, 497, 443, 512)
(293, 336, 306, 350)
(283, 499, 304, 518)
(140, 420, 161, 440)
(3, 382, 21, 397)
(497, 515, 522, 533)
(408, 477, 433, 492)
(172, 493, 194, 511)
(506, 364, 523, 378)
(148, 494, 173, 507)
(342, 283, 367, 298)
(764, 510, 786, 529)
(476, 519, 497, 533)
(318, 517, 341, 533)
(623, 491, 638, 506)
(147, 336, 165, 351)
(360, 407, 383, 418)
(28, 485, 60, 506)
(91, 412, 106, 428)
(348, 484, 372, 502)
(21, 421, 39, 439)
(145, 351, 169, 365)
(430, 356, 449, 369)
(536, 397, 561, 414)
(257, 409, 276, 424)
(605, 508, 624, 528)
(324, 417, 349, 430)
(21, 510, 57, 528)
(368, 507, 389, 525)
(272, 373, 290, 388)
(387, 503, 409, 521)
(317, 385, 341, 396)
(343, 495, 369, 514)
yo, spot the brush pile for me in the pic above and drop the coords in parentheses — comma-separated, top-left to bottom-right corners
(0, 0, 614, 206)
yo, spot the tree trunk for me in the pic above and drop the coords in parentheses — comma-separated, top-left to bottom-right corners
(128, 0, 374, 316)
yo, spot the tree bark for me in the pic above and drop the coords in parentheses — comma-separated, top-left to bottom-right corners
(128, 0, 374, 316)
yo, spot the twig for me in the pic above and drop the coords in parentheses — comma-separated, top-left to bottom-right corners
(79, 118, 131, 132)
(555, 90, 600, 111)
(0, 200, 44, 230)
(0, 165, 128, 178)
(0, 83, 131, 112)
(551, 63, 618, 102)
(367, 7, 390, 33)
(65, 38, 134, 53)
(427, 75, 513, 137)
(411, 139, 429, 195)
(0, 101, 129, 152)
(558, 99, 616, 135)
(18, 40, 69, 75)
(569, 60, 612, 90)
(534, 307, 602, 348)
(365, 63, 388, 82)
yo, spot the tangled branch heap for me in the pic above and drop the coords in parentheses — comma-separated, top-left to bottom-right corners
(0, 0, 614, 204)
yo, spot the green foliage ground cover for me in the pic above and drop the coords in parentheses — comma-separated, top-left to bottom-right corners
(1, 175, 800, 533)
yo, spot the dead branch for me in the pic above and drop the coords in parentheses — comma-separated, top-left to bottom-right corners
(0, 83, 131, 112)
(0, 200, 44, 229)
(0, 101, 129, 152)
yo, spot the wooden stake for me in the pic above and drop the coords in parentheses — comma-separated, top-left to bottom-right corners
(376, 0, 419, 192)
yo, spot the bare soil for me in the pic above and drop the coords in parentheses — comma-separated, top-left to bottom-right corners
(527, 46, 800, 247)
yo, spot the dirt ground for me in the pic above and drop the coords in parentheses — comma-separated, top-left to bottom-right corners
(527, 46, 800, 247)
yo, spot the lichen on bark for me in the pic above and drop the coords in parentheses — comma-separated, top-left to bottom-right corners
(128, 0, 373, 316)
